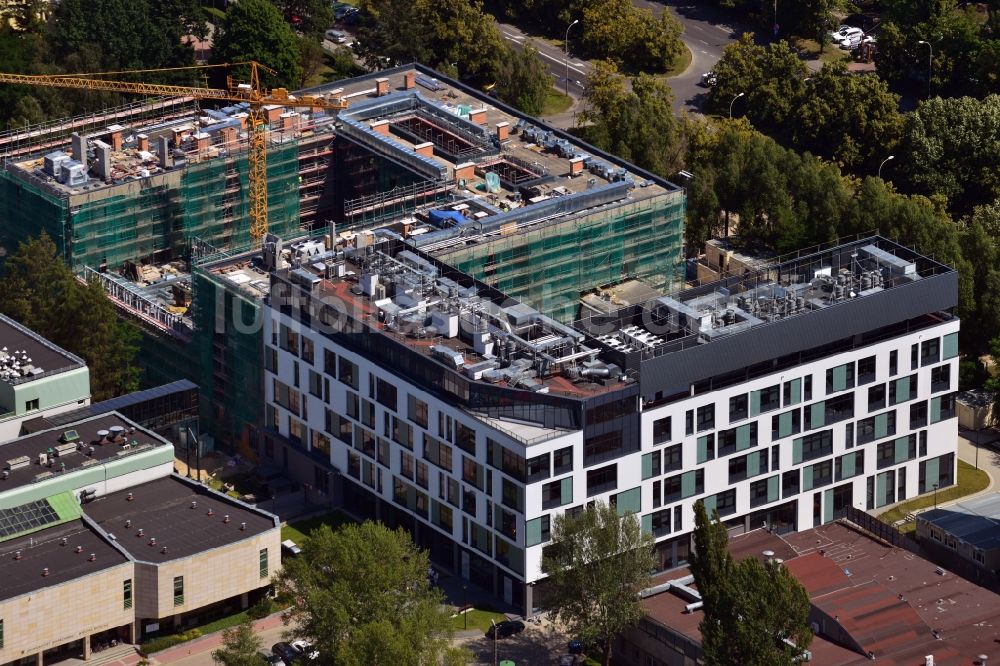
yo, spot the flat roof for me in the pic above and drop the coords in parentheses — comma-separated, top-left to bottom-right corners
(918, 492, 1000, 551)
(0, 518, 129, 602)
(0, 412, 170, 494)
(82, 475, 277, 562)
(0, 313, 84, 386)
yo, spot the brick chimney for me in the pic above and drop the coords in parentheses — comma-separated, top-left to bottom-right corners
(454, 162, 475, 181)
(375, 77, 389, 96)
(469, 108, 487, 125)
(414, 142, 434, 157)
(370, 120, 390, 136)
(107, 125, 123, 151)
(569, 156, 585, 177)
(194, 132, 210, 152)
(496, 122, 510, 142)
(265, 105, 283, 123)
(136, 134, 149, 152)
(403, 72, 416, 90)
(219, 126, 238, 147)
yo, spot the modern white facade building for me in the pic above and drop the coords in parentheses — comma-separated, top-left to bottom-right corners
(259, 234, 959, 615)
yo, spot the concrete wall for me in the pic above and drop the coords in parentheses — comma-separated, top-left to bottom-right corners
(0, 366, 91, 441)
(0, 562, 134, 664)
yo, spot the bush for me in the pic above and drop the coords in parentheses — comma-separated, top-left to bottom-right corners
(141, 628, 203, 654)
(247, 596, 274, 620)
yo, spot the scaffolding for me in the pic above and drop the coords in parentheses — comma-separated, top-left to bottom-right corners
(436, 189, 687, 322)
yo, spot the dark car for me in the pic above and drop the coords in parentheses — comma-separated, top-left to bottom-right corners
(567, 640, 584, 655)
(271, 642, 300, 664)
(260, 652, 285, 666)
(486, 620, 526, 639)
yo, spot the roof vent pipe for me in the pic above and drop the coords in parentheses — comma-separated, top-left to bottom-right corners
(191, 501, 197, 509)
(149, 538, 156, 546)
(125, 519, 131, 528)
(88, 553, 96, 562)
(127, 492, 134, 501)
(14, 550, 21, 560)
(240, 522, 247, 531)
(75, 545, 83, 553)
(223, 515, 231, 524)
(42, 567, 49, 576)
(137, 528, 143, 537)
(207, 508, 214, 517)
(161, 546, 168, 554)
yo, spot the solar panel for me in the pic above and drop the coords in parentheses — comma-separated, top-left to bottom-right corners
(0, 499, 60, 538)
(61, 429, 79, 443)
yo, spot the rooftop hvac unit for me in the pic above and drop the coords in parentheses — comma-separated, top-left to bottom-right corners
(44, 151, 70, 177)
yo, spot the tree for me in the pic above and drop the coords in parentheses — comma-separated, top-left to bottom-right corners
(211, 617, 264, 666)
(212, 0, 303, 89)
(273, 0, 333, 41)
(792, 63, 904, 171)
(578, 61, 684, 179)
(497, 43, 551, 116)
(0, 233, 141, 400)
(277, 522, 465, 666)
(691, 501, 812, 666)
(541, 501, 654, 666)
(578, 0, 683, 73)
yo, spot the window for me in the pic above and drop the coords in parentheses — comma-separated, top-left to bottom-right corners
(911, 343, 919, 370)
(584, 431, 629, 465)
(803, 460, 832, 490)
(376, 378, 397, 410)
(921, 338, 940, 366)
(868, 384, 886, 412)
(424, 435, 453, 471)
(408, 395, 428, 428)
(728, 450, 768, 483)
(752, 385, 781, 415)
(462, 457, 483, 490)
(782, 470, 800, 498)
(729, 394, 748, 422)
(696, 404, 715, 432)
(0, 618, 3, 648)
(889, 350, 898, 376)
(771, 410, 801, 440)
(835, 450, 864, 481)
(338, 357, 358, 389)
(542, 477, 572, 509)
(526, 515, 551, 546)
(910, 401, 928, 429)
(793, 430, 833, 464)
(173, 576, 184, 606)
(311, 431, 330, 459)
(24, 398, 39, 411)
(553, 446, 573, 475)
(889, 374, 918, 405)
(455, 422, 476, 455)
(123, 579, 133, 610)
(750, 477, 777, 508)
(648, 508, 672, 536)
(856, 411, 896, 446)
(783, 378, 802, 406)
(642, 451, 661, 480)
(974, 550, 985, 565)
(259, 548, 269, 578)
(586, 464, 618, 497)
(301, 337, 314, 364)
(587, 396, 637, 424)
(718, 422, 758, 457)
(685, 410, 694, 436)
(705, 489, 737, 517)
(930, 393, 957, 423)
(663, 444, 682, 472)
(931, 364, 951, 393)
(360, 399, 375, 428)
(857, 355, 876, 385)
(501, 478, 523, 511)
(653, 416, 672, 444)
(527, 453, 550, 482)
(663, 469, 703, 503)
(462, 487, 477, 516)
(696, 433, 715, 464)
(804, 393, 854, 430)
(825, 363, 855, 394)
(324, 348, 336, 374)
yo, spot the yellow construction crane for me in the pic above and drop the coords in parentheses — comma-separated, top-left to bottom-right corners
(0, 61, 348, 243)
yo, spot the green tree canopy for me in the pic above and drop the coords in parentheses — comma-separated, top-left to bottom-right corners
(212, 0, 303, 89)
(273, 0, 333, 41)
(211, 617, 264, 666)
(277, 522, 464, 666)
(541, 501, 654, 666)
(578, 0, 683, 73)
(0, 233, 140, 401)
(497, 43, 551, 116)
(691, 501, 812, 666)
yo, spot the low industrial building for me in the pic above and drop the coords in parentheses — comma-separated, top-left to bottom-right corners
(917, 493, 1000, 572)
(0, 413, 280, 665)
(258, 233, 959, 614)
(625, 521, 1000, 665)
(0, 313, 90, 441)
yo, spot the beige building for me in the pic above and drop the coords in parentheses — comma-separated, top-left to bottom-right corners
(0, 416, 281, 665)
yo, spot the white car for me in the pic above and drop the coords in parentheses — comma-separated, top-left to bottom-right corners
(829, 26, 863, 45)
(291, 641, 319, 662)
(699, 72, 717, 88)
(325, 29, 348, 44)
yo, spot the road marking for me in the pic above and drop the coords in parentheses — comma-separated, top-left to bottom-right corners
(699, 39, 709, 45)
(534, 49, 588, 75)
(713, 25, 731, 33)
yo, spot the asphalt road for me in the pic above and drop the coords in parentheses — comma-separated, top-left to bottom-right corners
(497, 1, 746, 115)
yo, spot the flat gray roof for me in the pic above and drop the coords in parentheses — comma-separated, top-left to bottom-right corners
(0, 313, 85, 386)
(919, 492, 1000, 551)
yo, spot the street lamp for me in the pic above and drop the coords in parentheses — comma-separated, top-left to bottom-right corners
(878, 155, 895, 179)
(918, 40, 933, 98)
(564, 19, 580, 97)
(729, 92, 745, 119)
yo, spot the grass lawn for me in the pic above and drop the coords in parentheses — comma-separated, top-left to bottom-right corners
(879, 459, 991, 525)
(281, 509, 354, 544)
(447, 606, 507, 633)
(792, 37, 850, 65)
(665, 44, 693, 78)
(541, 88, 573, 115)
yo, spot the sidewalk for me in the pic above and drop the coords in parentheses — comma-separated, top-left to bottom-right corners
(144, 612, 287, 666)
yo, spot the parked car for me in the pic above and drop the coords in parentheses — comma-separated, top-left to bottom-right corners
(271, 642, 300, 664)
(325, 29, 348, 44)
(699, 72, 717, 88)
(837, 31, 865, 50)
(332, 3, 358, 21)
(829, 26, 863, 45)
(485, 620, 526, 639)
(567, 639, 584, 655)
(291, 640, 319, 661)
(281, 539, 302, 557)
(260, 651, 285, 666)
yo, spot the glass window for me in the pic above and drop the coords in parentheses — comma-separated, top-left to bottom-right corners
(825, 363, 855, 394)
(696, 404, 715, 432)
(649, 508, 672, 536)
(663, 444, 682, 472)
(455, 422, 476, 455)
(921, 339, 939, 366)
(553, 446, 573, 475)
(889, 350, 898, 376)
(931, 364, 951, 393)
(408, 395, 428, 428)
(868, 384, 886, 412)
(729, 394, 748, 422)
(527, 453, 550, 482)
(857, 356, 876, 385)
(653, 416, 672, 444)
(586, 464, 618, 497)
(123, 579, 133, 610)
(338, 357, 358, 389)
(259, 548, 269, 578)
(376, 378, 397, 410)
(173, 575, 184, 606)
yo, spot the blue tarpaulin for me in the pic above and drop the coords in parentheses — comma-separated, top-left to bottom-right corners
(429, 209, 469, 226)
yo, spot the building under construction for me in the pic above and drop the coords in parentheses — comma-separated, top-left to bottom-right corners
(0, 64, 686, 449)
